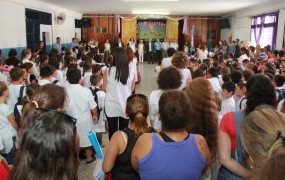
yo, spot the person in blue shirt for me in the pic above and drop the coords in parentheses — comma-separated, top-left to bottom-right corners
(154, 39, 162, 62)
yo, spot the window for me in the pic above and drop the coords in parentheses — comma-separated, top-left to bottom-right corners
(250, 13, 278, 50)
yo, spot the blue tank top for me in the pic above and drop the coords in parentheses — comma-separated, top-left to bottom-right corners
(138, 133, 206, 180)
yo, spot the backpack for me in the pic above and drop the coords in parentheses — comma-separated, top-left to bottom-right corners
(14, 86, 25, 126)
(89, 87, 102, 119)
(276, 88, 285, 103)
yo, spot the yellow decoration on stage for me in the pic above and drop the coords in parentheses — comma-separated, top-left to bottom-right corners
(122, 19, 137, 46)
(166, 20, 178, 43)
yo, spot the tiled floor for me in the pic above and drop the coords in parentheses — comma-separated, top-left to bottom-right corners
(78, 62, 158, 180)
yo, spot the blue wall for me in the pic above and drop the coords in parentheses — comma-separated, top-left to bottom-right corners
(1, 43, 71, 58)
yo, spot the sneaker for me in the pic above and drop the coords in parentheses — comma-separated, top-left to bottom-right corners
(86, 157, 96, 165)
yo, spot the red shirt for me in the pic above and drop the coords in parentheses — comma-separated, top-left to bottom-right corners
(219, 112, 237, 151)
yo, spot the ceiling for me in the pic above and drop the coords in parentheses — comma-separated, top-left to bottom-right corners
(39, 0, 275, 16)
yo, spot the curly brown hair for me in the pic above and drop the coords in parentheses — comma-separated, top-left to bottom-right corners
(171, 51, 189, 69)
(185, 77, 218, 159)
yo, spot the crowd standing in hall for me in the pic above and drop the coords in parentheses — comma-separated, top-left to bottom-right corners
(0, 36, 284, 179)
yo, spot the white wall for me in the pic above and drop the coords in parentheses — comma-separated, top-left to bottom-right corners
(0, 0, 82, 53)
(221, 0, 285, 50)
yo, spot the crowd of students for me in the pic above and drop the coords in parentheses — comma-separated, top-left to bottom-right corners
(0, 37, 285, 179)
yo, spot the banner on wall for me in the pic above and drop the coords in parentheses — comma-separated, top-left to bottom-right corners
(137, 20, 166, 40)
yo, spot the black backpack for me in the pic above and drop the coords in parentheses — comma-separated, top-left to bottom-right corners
(89, 87, 102, 118)
(276, 88, 285, 103)
(14, 86, 25, 126)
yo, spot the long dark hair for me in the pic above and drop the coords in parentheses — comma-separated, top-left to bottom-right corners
(110, 47, 129, 85)
(246, 74, 276, 115)
(9, 111, 78, 180)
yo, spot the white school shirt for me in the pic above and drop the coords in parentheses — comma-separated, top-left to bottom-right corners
(0, 104, 16, 153)
(277, 99, 284, 112)
(105, 67, 134, 119)
(6, 84, 26, 109)
(129, 42, 136, 53)
(149, 89, 163, 131)
(219, 96, 235, 119)
(161, 57, 172, 69)
(38, 79, 51, 86)
(83, 71, 92, 88)
(65, 84, 97, 147)
(129, 57, 138, 82)
(238, 54, 249, 69)
(161, 42, 169, 50)
(198, 49, 208, 61)
(236, 96, 247, 111)
(0, 72, 8, 83)
(179, 68, 191, 90)
(90, 86, 106, 133)
(208, 77, 221, 93)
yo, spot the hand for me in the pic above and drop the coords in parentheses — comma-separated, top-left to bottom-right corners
(92, 115, 98, 124)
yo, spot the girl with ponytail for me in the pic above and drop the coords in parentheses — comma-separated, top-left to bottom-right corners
(103, 93, 152, 179)
(240, 105, 285, 169)
(22, 83, 67, 128)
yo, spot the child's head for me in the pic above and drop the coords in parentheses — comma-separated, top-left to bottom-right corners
(222, 82, 236, 98)
(207, 67, 219, 78)
(92, 64, 102, 75)
(0, 81, 8, 97)
(39, 54, 49, 65)
(67, 68, 81, 84)
(23, 84, 40, 107)
(21, 49, 31, 60)
(23, 62, 33, 74)
(231, 70, 243, 84)
(242, 69, 253, 82)
(22, 84, 68, 127)
(9, 67, 25, 82)
(222, 73, 231, 83)
(274, 75, 285, 88)
(40, 65, 53, 80)
(90, 74, 103, 87)
(235, 83, 246, 97)
(126, 94, 150, 137)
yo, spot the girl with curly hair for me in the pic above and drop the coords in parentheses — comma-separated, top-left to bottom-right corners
(171, 51, 192, 90)
(185, 77, 219, 179)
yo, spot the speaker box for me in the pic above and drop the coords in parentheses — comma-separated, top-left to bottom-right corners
(220, 19, 230, 29)
(82, 18, 91, 27)
(75, 19, 82, 28)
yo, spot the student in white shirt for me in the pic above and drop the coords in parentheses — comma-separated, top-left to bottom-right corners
(235, 83, 247, 111)
(207, 67, 221, 93)
(238, 47, 249, 70)
(103, 47, 136, 140)
(21, 49, 40, 79)
(90, 74, 106, 146)
(83, 61, 92, 88)
(0, 62, 8, 83)
(219, 82, 236, 119)
(160, 48, 176, 70)
(65, 68, 98, 165)
(7, 67, 26, 109)
(38, 65, 53, 86)
(171, 51, 192, 90)
(149, 67, 182, 131)
(0, 81, 18, 165)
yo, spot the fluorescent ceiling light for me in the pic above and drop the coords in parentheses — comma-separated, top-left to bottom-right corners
(132, 10, 170, 15)
(125, 0, 178, 1)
